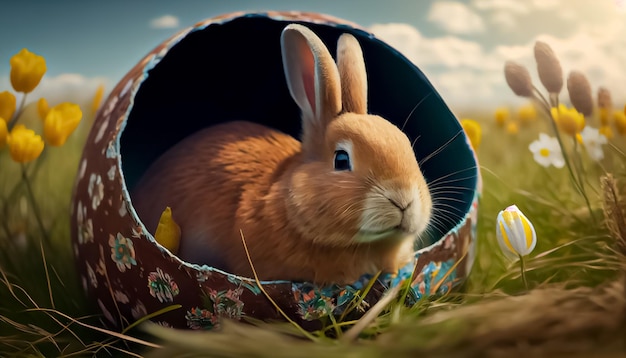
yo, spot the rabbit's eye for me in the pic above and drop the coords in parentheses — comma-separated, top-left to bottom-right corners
(334, 150, 352, 171)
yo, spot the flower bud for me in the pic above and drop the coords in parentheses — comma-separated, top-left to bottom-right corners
(154, 206, 181, 254)
(599, 125, 614, 139)
(614, 110, 626, 136)
(0, 91, 16, 121)
(496, 205, 537, 259)
(597, 87, 612, 109)
(504, 61, 533, 97)
(460, 118, 481, 151)
(534, 41, 563, 94)
(567, 71, 593, 117)
(10, 48, 47, 93)
(92, 84, 105, 115)
(494, 107, 509, 127)
(37, 98, 50, 121)
(43, 102, 82, 146)
(0, 118, 7, 148)
(551, 104, 585, 137)
(7, 124, 45, 163)
(517, 104, 537, 125)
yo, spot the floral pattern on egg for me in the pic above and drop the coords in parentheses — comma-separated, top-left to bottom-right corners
(185, 288, 245, 330)
(87, 173, 104, 210)
(76, 201, 94, 244)
(147, 267, 180, 303)
(109, 233, 136, 272)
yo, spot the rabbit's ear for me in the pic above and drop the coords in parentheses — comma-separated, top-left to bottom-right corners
(281, 24, 341, 147)
(337, 33, 367, 115)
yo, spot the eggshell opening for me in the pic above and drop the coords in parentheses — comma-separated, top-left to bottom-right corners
(72, 12, 480, 330)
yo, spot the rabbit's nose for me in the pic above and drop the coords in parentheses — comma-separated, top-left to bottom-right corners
(398, 200, 427, 235)
(388, 197, 412, 212)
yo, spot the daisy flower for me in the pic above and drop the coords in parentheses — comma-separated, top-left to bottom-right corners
(579, 126, 607, 161)
(529, 133, 564, 168)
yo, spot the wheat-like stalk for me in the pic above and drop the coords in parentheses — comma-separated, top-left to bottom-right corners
(504, 61, 533, 98)
(567, 71, 594, 117)
(534, 41, 563, 94)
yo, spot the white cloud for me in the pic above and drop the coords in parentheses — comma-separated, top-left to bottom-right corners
(472, 0, 530, 14)
(427, 1, 486, 34)
(370, 23, 494, 70)
(471, 0, 564, 32)
(150, 15, 179, 29)
(526, 0, 561, 11)
(489, 11, 517, 30)
(369, 0, 626, 109)
(471, 0, 560, 14)
(369, 23, 505, 107)
(0, 73, 111, 109)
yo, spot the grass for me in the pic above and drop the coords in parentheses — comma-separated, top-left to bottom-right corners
(1, 94, 626, 357)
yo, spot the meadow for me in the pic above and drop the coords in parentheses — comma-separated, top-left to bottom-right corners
(1, 42, 626, 357)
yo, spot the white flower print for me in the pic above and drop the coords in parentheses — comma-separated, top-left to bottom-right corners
(88, 174, 104, 210)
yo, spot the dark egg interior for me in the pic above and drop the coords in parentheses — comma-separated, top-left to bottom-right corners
(120, 14, 478, 249)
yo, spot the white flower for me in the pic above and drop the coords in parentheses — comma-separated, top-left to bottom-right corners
(87, 173, 104, 210)
(496, 205, 537, 259)
(529, 133, 565, 168)
(579, 126, 607, 161)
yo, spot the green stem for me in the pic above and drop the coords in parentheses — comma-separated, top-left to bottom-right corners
(549, 92, 558, 108)
(519, 254, 528, 291)
(531, 90, 597, 224)
(571, 139, 596, 220)
(0, 200, 12, 241)
(533, 95, 579, 190)
(8, 93, 28, 131)
(20, 163, 50, 245)
(5, 149, 47, 207)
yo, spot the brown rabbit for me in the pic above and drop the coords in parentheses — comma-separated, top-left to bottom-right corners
(131, 24, 433, 285)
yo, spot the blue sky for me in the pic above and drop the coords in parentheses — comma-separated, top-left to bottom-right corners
(1, 0, 437, 79)
(2, 0, 625, 110)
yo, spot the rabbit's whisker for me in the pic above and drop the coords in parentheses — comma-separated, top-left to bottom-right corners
(419, 130, 464, 167)
(401, 91, 433, 132)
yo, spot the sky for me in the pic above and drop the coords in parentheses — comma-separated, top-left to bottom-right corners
(1, 0, 626, 112)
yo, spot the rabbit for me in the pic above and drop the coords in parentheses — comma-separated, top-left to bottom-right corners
(131, 23, 433, 285)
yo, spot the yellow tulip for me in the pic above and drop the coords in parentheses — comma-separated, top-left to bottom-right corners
(506, 121, 519, 135)
(599, 108, 611, 126)
(7, 124, 44, 163)
(92, 84, 105, 115)
(10, 49, 47, 93)
(551, 104, 585, 137)
(154, 206, 181, 254)
(575, 133, 583, 145)
(614, 110, 626, 136)
(517, 104, 537, 125)
(460, 118, 481, 151)
(599, 125, 614, 140)
(0, 118, 7, 148)
(494, 107, 510, 127)
(43, 102, 82, 146)
(0, 91, 16, 121)
(37, 98, 50, 121)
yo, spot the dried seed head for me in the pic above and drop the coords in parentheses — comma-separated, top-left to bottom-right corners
(534, 41, 563, 94)
(504, 61, 533, 97)
(598, 86, 613, 109)
(601, 174, 626, 254)
(567, 71, 594, 117)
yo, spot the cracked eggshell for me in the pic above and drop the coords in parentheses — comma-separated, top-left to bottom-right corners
(70, 11, 480, 331)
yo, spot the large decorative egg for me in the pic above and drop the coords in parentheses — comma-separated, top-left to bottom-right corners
(71, 11, 480, 331)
